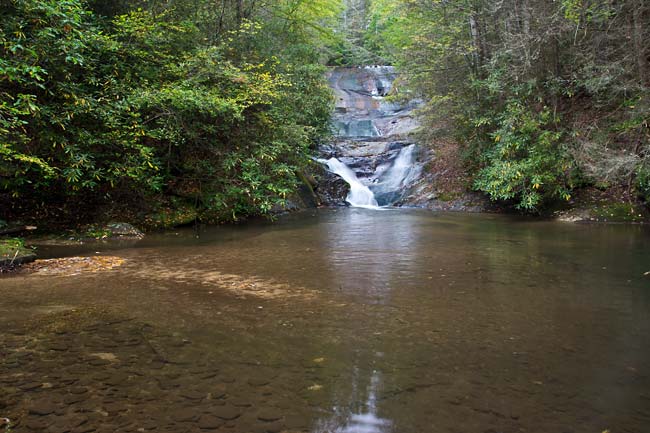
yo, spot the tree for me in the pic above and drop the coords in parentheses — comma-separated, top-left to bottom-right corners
(364, 0, 650, 210)
(1, 0, 341, 224)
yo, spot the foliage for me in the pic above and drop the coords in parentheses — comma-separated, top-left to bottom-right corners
(363, 0, 650, 211)
(473, 98, 572, 210)
(1, 0, 336, 224)
(637, 162, 650, 205)
(0, 237, 31, 262)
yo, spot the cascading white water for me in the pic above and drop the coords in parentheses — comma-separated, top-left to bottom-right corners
(321, 66, 424, 209)
(318, 158, 379, 208)
(370, 144, 421, 205)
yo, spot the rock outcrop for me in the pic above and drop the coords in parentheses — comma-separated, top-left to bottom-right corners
(315, 66, 433, 207)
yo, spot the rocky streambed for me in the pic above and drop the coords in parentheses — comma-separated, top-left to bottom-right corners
(313, 66, 491, 212)
(2, 210, 649, 433)
(314, 66, 433, 207)
(0, 309, 314, 433)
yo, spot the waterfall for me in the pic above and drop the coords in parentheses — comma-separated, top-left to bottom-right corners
(318, 158, 379, 208)
(371, 144, 421, 206)
(364, 65, 394, 97)
(318, 66, 424, 209)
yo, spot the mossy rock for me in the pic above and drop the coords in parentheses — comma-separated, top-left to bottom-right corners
(591, 202, 648, 223)
(556, 202, 649, 223)
(146, 203, 198, 229)
(436, 191, 462, 202)
(0, 239, 36, 266)
(104, 222, 144, 237)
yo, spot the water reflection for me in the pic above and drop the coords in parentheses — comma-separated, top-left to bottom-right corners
(314, 370, 391, 433)
(320, 208, 420, 301)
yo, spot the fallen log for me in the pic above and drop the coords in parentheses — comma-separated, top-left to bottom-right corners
(0, 225, 37, 236)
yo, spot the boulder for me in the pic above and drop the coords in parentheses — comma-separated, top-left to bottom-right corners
(103, 222, 144, 238)
(313, 168, 350, 206)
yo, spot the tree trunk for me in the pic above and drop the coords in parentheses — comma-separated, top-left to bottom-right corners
(469, 14, 485, 73)
(236, 0, 243, 26)
(633, 0, 649, 85)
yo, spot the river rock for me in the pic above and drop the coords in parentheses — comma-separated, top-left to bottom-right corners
(170, 408, 199, 422)
(256, 408, 282, 422)
(25, 417, 50, 430)
(180, 390, 205, 401)
(29, 400, 57, 415)
(251, 421, 284, 433)
(70, 386, 88, 394)
(20, 381, 43, 391)
(247, 377, 270, 387)
(212, 405, 242, 420)
(230, 398, 253, 407)
(63, 394, 85, 405)
(104, 222, 144, 238)
(198, 414, 223, 429)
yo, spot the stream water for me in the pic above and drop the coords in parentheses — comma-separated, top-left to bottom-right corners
(1, 209, 650, 433)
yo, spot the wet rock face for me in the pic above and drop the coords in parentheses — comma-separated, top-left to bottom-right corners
(313, 165, 350, 207)
(315, 67, 430, 207)
(327, 67, 415, 141)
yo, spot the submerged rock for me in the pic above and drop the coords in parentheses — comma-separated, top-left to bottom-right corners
(21, 256, 126, 276)
(28, 400, 57, 416)
(198, 414, 223, 429)
(212, 405, 242, 420)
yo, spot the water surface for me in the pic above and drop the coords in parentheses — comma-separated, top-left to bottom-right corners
(1, 209, 649, 433)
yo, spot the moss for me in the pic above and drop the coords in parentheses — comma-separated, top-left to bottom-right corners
(591, 202, 648, 223)
(294, 170, 319, 208)
(0, 238, 36, 265)
(144, 200, 198, 229)
(82, 227, 113, 239)
(437, 191, 462, 202)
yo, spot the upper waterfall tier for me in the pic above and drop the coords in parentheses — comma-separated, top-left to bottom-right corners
(327, 67, 419, 140)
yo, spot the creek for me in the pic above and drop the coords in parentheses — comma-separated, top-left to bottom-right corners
(1, 209, 650, 432)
